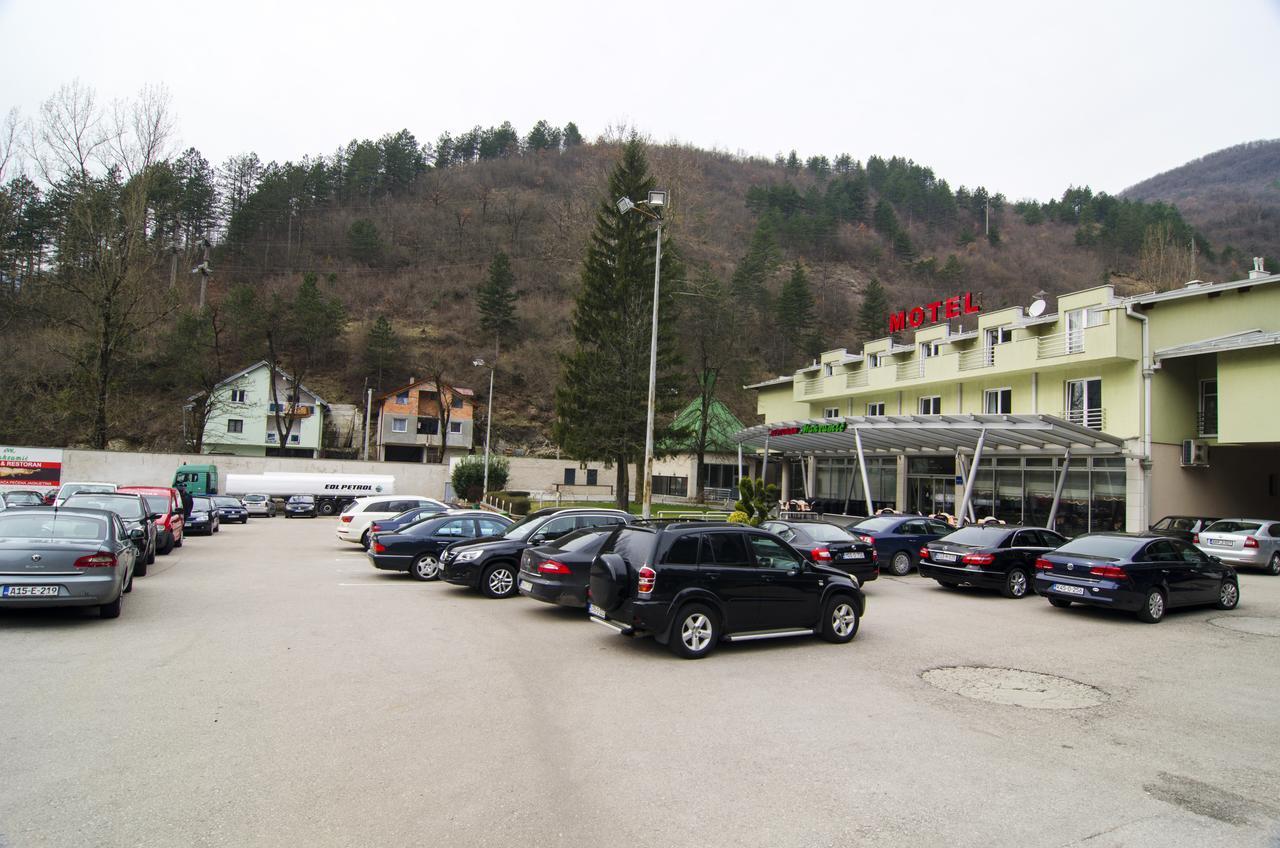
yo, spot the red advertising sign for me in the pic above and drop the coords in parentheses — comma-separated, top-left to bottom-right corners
(889, 292, 980, 333)
(0, 446, 64, 488)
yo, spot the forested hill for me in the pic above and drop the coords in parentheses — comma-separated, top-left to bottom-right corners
(1122, 139, 1280, 266)
(0, 105, 1262, 454)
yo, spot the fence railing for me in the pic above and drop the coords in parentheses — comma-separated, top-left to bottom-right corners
(958, 346, 996, 371)
(1061, 408, 1105, 430)
(802, 378, 823, 396)
(1038, 331, 1086, 358)
(845, 370, 868, 389)
(1197, 411, 1218, 438)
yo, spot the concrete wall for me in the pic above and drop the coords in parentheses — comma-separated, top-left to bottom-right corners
(1150, 442, 1280, 522)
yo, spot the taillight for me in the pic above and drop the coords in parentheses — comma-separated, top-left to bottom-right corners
(919, 546, 930, 559)
(1034, 558, 1053, 571)
(75, 553, 117, 568)
(811, 547, 832, 561)
(1089, 565, 1127, 579)
(341, 515, 353, 523)
(1244, 536, 1259, 549)
(373, 541, 386, 553)
(962, 553, 995, 565)
(1191, 533, 1199, 544)
(858, 534, 875, 545)
(371, 524, 382, 532)
(538, 559, 572, 575)
(637, 565, 656, 595)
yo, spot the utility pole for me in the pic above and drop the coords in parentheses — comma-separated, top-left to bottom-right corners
(984, 197, 990, 237)
(169, 244, 178, 289)
(363, 386, 372, 461)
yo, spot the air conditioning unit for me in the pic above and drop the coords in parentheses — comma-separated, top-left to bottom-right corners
(1180, 439, 1210, 467)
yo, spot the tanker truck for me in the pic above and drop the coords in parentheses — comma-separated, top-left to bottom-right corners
(222, 471, 396, 516)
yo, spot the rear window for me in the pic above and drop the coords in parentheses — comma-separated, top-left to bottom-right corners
(602, 527, 655, 567)
(550, 527, 612, 552)
(64, 495, 145, 519)
(0, 513, 108, 539)
(938, 526, 1010, 546)
(243, 494, 267, 502)
(1204, 520, 1262, 534)
(852, 517, 899, 533)
(1053, 535, 1143, 561)
(803, 523, 855, 542)
(1152, 517, 1195, 531)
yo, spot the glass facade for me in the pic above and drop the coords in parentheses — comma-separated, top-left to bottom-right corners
(964, 455, 1125, 534)
(815, 457, 897, 511)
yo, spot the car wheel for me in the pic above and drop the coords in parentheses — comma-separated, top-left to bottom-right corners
(820, 595, 860, 643)
(145, 543, 156, 565)
(889, 550, 914, 576)
(411, 555, 441, 582)
(1048, 597, 1072, 608)
(134, 558, 149, 578)
(1002, 568, 1030, 599)
(360, 529, 370, 547)
(1215, 580, 1240, 610)
(158, 534, 173, 555)
(319, 501, 336, 516)
(1267, 553, 1280, 576)
(1136, 588, 1166, 623)
(481, 563, 517, 598)
(99, 591, 122, 619)
(670, 603, 720, 659)
(174, 534, 182, 548)
(123, 569, 134, 594)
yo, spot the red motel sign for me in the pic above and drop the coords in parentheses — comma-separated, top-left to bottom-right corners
(890, 292, 980, 333)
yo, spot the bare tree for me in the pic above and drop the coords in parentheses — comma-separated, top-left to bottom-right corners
(0, 107, 20, 182)
(27, 79, 108, 183)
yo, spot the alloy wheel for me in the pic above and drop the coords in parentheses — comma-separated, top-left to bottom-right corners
(414, 556, 440, 581)
(891, 551, 912, 576)
(1148, 591, 1165, 619)
(1007, 570, 1028, 598)
(488, 567, 514, 596)
(1269, 554, 1280, 576)
(1220, 581, 1239, 608)
(681, 613, 713, 652)
(831, 603, 857, 637)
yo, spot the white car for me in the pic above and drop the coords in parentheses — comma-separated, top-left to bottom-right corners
(54, 481, 118, 507)
(336, 496, 449, 545)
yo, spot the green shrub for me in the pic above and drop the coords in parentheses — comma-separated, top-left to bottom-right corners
(728, 510, 750, 524)
(451, 455, 511, 501)
(733, 478, 779, 527)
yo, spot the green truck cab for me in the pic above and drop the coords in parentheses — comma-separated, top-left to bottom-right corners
(174, 463, 220, 495)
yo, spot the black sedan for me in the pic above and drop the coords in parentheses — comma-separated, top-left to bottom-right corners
(518, 527, 619, 608)
(3, 491, 47, 507)
(368, 511, 513, 580)
(212, 496, 249, 524)
(363, 504, 450, 548)
(62, 492, 158, 576)
(919, 525, 1068, 598)
(285, 495, 317, 518)
(1035, 533, 1240, 623)
(1148, 515, 1219, 544)
(186, 496, 221, 535)
(761, 520, 878, 583)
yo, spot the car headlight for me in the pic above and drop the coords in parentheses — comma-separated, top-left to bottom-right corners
(455, 549, 482, 562)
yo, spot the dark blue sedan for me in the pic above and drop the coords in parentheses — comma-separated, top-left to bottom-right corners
(362, 504, 449, 549)
(850, 515, 953, 576)
(1035, 533, 1240, 623)
(212, 496, 249, 524)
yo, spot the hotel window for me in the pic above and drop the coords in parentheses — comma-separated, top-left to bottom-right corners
(230, 389, 247, 403)
(868, 353, 882, 368)
(984, 388, 1012, 414)
(1065, 378, 1102, 429)
(824, 407, 840, 419)
(823, 363, 834, 377)
(392, 417, 408, 433)
(448, 421, 463, 434)
(919, 341, 940, 358)
(985, 326, 1013, 346)
(867, 402, 886, 416)
(226, 419, 244, 433)
(919, 396, 942, 415)
(1199, 379, 1218, 436)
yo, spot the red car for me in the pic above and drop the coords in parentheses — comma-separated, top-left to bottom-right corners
(119, 486, 186, 555)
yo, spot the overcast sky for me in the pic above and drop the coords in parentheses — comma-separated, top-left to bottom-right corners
(2, 0, 1278, 200)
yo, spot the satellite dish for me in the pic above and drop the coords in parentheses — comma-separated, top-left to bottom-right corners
(1027, 298, 1047, 318)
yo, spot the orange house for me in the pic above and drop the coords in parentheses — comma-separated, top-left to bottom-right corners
(376, 378, 476, 463)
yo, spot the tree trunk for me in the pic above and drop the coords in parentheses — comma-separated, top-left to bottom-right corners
(93, 305, 112, 449)
(615, 457, 629, 512)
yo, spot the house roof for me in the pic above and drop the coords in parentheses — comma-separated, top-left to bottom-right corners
(1154, 329, 1280, 363)
(662, 398, 748, 455)
(377, 379, 476, 402)
(743, 375, 794, 390)
(1126, 271, 1280, 306)
(187, 360, 329, 406)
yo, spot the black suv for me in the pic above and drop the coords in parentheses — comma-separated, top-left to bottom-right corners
(588, 523, 865, 659)
(439, 507, 632, 598)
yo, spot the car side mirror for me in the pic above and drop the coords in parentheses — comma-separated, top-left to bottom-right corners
(530, 533, 547, 545)
(129, 528, 144, 540)
(151, 513, 163, 521)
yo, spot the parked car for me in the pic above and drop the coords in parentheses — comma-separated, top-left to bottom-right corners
(1195, 519, 1280, 575)
(1035, 533, 1240, 623)
(919, 525, 1069, 598)
(1149, 515, 1219, 544)
(588, 522, 866, 659)
(3, 491, 47, 507)
(336, 496, 449, 546)
(118, 486, 185, 555)
(761, 519, 878, 583)
(186, 496, 220, 535)
(62, 492, 158, 576)
(440, 507, 632, 598)
(241, 494, 277, 517)
(850, 515, 953, 576)
(285, 495, 318, 518)
(518, 527, 623, 608)
(364, 505, 455, 548)
(53, 481, 117, 507)
(0, 507, 138, 619)
(211, 496, 249, 524)
(368, 511, 514, 580)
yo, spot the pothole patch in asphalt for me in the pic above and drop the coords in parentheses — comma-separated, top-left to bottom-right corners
(921, 666, 1110, 709)
(1207, 616, 1280, 637)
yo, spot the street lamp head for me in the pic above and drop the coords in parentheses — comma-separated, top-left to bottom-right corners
(647, 190, 668, 208)
(616, 196, 635, 215)
(471, 357, 485, 368)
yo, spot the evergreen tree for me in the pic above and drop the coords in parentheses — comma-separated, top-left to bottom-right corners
(729, 221, 779, 319)
(562, 122, 584, 148)
(553, 139, 682, 511)
(872, 199, 899, 237)
(893, 230, 917, 262)
(477, 250, 519, 352)
(776, 262, 819, 367)
(348, 218, 382, 264)
(785, 150, 801, 174)
(939, 255, 965, 285)
(525, 120, 562, 153)
(364, 316, 401, 391)
(856, 277, 890, 342)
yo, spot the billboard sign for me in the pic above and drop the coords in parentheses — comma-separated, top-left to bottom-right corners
(0, 446, 64, 488)
(889, 292, 980, 333)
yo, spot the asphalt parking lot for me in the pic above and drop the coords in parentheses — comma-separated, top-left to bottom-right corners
(3, 517, 1279, 848)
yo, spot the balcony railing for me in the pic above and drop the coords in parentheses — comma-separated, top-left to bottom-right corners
(1197, 411, 1218, 438)
(1062, 408, 1105, 430)
(1038, 331, 1086, 359)
(958, 346, 996, 371)
(802, 378, 823, 397)
(895, 360, 925, 380)
(845, 370, 868, 389)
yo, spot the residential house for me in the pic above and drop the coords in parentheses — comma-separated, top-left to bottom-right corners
(376, 378, 475, 463)
(196, 361, 328, 458)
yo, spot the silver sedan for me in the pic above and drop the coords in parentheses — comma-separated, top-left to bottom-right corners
(0, 507, 138, 619)
(1195, 518, 1280, 575)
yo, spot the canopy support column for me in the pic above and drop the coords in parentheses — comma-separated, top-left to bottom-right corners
(737, 442, 744, 484)
(854, 428, 874, 516)
(842, 458, 858, 516)
(1046, 449, 1072, 530)
(957, 428, 988, 525)
(761, 434, 770, 483)
(799, 455, 811, 501)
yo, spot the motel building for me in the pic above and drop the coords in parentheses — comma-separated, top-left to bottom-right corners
(738, 260, 1280, 535)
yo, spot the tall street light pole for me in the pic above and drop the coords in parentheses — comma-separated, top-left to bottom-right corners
(472, 357, 495, 499)
(616, 190, 668, 519)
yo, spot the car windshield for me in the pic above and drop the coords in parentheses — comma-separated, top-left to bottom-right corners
(1052, 535, 1143, 561)
(192, 497, 213, 511)
(938, 526, 1010, 546)
(501, 510, 559, 541)
(64, 495, 145, 519)
(289, 496, 314, 504)
(1204, 520, 1262, 534)
(142, 495, 170, 514)
(802, 523, 855, 542)
(213, 497, 241, 507)
(852, 517, 900, 533)
(0, 512, 108, 540)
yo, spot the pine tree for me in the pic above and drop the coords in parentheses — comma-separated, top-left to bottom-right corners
(364, 316, 401, 391)
(553, 139, 682, 511)
(776, 262, 819, 367)
(562, 122, 584, 148)
(857, 277, 890, 342)
(893, 230, 917, 262)
(873, 199, 899, 237)
(729, 221, 780, 317)
(785, 150, 801, 174)
(477, 250, 519, 352)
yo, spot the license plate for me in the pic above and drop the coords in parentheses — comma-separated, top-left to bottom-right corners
(1209, 539, 1231, 547)
(519, 580, 533, 593)
(588, 603, 607, 618)
(934, 553, 957, 563)
(841, 552, 865, 560)
(1052, 584, 1086, 596)
(2, 585, 60, 597)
